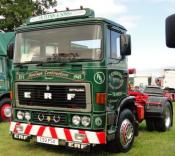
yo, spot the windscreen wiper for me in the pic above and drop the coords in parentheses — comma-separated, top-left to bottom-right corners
(14, 61, 43, 67)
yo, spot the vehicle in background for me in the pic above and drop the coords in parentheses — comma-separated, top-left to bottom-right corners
(133, 75, 152, 90)
(161, 69, 175, 101)
(0, 31, 14, 121)
(129, 69, 173, 132)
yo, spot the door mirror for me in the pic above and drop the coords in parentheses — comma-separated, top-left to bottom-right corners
(120, 34, 131, 56)
(7, 43, 14, 59)
(166, 14, 175, 48)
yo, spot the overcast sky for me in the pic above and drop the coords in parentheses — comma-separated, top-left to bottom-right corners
(52, 0, 175, 74)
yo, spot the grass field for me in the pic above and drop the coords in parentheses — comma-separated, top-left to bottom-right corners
(1, 106, 175, 156)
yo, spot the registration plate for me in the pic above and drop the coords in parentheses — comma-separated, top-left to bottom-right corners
(37, 136, 59, 145)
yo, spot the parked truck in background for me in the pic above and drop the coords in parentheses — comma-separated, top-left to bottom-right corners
(0, 31, 14, 121)
(163, 69, 175, 89)
(128, 69, 173, 132)
(8, 8, 138, 153)
(161, 69, 175, 101)
(133, 75, 152, 89)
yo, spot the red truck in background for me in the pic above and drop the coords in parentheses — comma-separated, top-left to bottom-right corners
(128, 68, 173, 131)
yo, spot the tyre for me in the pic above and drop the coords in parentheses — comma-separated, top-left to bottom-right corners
(107, 109, 135, 153)
(146, 118, 155, 131)
(155, 101, 173, 132)
(0, 98, 11, 122)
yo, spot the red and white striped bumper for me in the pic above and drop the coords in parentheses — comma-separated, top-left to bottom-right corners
(10, 122, 106, 144)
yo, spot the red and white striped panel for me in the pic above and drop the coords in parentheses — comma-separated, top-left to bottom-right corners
(10, 122, 106, 144)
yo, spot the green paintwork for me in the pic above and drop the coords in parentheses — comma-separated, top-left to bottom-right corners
(11, 9, 129, 133)
(0, 32, 14, 55)
(0, 32, 14, 97)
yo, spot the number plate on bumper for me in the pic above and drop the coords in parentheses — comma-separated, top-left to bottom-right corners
(37, 136, 59, 145)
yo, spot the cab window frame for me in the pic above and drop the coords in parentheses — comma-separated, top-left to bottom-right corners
(110, 30, 121, 59)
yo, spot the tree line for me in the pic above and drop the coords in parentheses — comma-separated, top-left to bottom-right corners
(0, 0, 57, 31)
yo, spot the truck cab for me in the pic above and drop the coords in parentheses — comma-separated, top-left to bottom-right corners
(0, 32, 14, 121)
(9, 8, 137, 153)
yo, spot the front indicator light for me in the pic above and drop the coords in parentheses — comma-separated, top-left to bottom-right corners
(96, 93, 106, 105)
(81, 116, 91, 127)
(17, 111, 24, 120)
(10, 91, 13, 100)
(72, 115, 81, 126)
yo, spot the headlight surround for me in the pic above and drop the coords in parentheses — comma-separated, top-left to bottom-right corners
(81, 116, 91, 127)
(25, 112, 31, 121)
(17, 111, 24, 120)
(72, 115, 81, 126)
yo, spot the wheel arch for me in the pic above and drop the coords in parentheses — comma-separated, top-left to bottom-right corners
(117, 96, 138, 136)
(0, 93, 10, 106)
(118, 96, 136, 114)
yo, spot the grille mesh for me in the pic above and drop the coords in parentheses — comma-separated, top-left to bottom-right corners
(17, 84, 86, 109)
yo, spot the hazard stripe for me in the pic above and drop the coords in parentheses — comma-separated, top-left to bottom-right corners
(64, 128, 73, 141)
(85, 131, 99, 144)
(13, 122, 21, 134)
(96, 132, 106, 144)
(55, 128, 66, 140)
(49, 127, 58, 139)
(24, 124, 32, 135)
(42, 127, 52, 138)
(30, 125, 40, 135)
(70, 129, 79, 142)
(79, 130, 88, 143)
(10, 122, 16, 132)
(37, 126, 45, 137)
(10, 122, 106, 144)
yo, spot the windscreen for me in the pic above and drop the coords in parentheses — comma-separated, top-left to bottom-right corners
(14, 25, 102, 64)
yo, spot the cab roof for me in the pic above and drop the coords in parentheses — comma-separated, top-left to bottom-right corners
(16, 8, 126, 32)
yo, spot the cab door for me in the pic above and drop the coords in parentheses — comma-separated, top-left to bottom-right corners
(0, 57, 9, 92)
(107, 28, 128, 110)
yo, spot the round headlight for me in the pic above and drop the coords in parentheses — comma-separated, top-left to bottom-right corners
(4, 107, 11, 118)
(72, 115, 81, 126)
(81, 116, 91, 127)
(25, 112, 31, 121)
(17, 111, 24, 120)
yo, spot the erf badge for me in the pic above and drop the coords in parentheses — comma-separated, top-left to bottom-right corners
(47, 116, 51, 122)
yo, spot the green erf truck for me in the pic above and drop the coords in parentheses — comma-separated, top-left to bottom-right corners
(0, 31, 14, 121)
(9, 8, 138, 153)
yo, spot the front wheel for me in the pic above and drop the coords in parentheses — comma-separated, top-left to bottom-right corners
(107, 109, 135, 153)
(0, 98, 11, 122)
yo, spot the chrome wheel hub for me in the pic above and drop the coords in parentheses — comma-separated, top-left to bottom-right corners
(165, 107, 171, 128)
(120, 119, 134, 147)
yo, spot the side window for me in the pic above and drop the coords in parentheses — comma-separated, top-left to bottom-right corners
(110, 30, 121, 58)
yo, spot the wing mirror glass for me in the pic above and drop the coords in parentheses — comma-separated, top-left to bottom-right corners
(120, 34, 131, 56)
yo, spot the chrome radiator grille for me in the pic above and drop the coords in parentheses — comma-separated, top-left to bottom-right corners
(16, 83, 89, 109)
